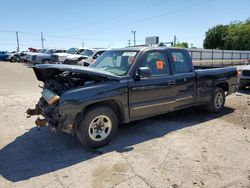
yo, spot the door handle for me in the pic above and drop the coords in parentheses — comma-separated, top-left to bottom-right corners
(167, 80, 175, 86)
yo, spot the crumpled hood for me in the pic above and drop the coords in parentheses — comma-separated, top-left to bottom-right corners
(32, 64, 120, 82)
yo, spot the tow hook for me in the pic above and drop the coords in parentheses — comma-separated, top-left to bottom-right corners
(35, 117, 47, 127)
(26, 108, 40, 118)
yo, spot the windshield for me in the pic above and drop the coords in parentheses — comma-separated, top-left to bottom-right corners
(38, 49, 47, 53)
(90, 50, 138, 76)
(80, 49, 95, 57)
(45, 49, 55, 54)
(66, 48, 78, 54)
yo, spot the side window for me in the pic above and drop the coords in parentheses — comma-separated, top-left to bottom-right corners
(140, 51, 170, 77)
(171, 52, 190, 74)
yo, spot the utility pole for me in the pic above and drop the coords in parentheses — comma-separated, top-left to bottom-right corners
(128, 40, 131, 47)
(16, 31, 20, 52)
(173, 35, 177, 46)
(41, 32, 45, 49)
(131, 30, 136, 46)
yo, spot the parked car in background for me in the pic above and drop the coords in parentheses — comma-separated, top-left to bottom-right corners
(5, 51, 17, 62)
(15, 51, 30, 62)
(26, 49, 47, 63)
(237, 65, 250, 89)
(33, 49, 66, 64)
(0, 51, 9, 61)
(63, 48, 96, 65)
(50, 48, 86, 64)
(78, 49, 108, 66)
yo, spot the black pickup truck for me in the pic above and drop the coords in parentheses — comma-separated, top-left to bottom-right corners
(27, 47, 239, 148)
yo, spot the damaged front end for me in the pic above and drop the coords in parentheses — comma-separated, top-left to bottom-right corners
(27, 95, 60, 131)
(27, 64, 119, 134)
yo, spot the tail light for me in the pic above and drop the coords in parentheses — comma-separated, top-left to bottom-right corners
(237, 69, 241, 83)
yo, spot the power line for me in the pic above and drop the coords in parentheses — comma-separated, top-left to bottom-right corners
(0, 30, 130, 42)
(177, 35, 205, 40)
(66, 0, 170, 31)
(76, 0, 212, 36)
(0, 0, 210, 44)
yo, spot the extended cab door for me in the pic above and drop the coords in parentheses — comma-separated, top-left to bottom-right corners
(128, 50, 176, 120)
(168, 49, 196, 109)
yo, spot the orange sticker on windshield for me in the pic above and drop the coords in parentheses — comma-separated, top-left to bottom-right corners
(156, 60, 164, 70)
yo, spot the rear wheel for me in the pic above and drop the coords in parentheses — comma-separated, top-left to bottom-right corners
(76, 106, 118, 148)
(206, 87, 225, 113)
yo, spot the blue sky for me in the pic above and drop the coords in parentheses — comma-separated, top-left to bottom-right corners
(0, 0, 249, 51)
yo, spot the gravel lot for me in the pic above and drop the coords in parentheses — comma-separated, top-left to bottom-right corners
(0, 61, 249, 188)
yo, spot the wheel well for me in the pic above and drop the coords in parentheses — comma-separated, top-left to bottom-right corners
(215, 82, 229, 92)
(84, 100, 124, 123)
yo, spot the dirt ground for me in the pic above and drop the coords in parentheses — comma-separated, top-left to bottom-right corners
(0, 61, 249, 188)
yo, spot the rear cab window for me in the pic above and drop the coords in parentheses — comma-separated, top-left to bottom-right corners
(171, 51, 192, 74)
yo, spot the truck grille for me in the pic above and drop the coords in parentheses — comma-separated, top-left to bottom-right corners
(242, 70, 250, 76)
(63, 59, 77, 65)
(51, 55, 58, 62)
(32, 55, 37, 61)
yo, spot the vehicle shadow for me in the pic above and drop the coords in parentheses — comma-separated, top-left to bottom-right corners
(0, 106, 234, 182)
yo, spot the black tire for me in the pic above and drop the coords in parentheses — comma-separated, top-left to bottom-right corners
(206, 87, 225, 113)
(76, 106, 118, 148)
(10, 57, 15, 63)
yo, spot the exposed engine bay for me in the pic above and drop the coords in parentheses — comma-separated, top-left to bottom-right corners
(43, 71, 99, 94)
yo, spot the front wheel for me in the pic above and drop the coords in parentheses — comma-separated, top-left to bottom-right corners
(206, 87, 225, 113)
(76, 106, 118, 148)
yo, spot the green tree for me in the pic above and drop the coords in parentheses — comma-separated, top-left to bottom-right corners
(203, 18, 250, 50)
(203, 25, 228, 49)
(224, 21, 250, 50)
(173, 42, 189, 48)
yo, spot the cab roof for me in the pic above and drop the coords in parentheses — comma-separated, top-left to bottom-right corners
(110, 46, 187, 52)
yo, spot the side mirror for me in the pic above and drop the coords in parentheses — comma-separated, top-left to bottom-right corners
(136, 67, 151, 79)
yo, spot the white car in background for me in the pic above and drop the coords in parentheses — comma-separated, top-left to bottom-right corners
(78, 49, 107, 66)
(237, 64, 250, 89)
(26, 49, 47, 63)
(63, 48, 108, 66)
(50, 47, 86, 64)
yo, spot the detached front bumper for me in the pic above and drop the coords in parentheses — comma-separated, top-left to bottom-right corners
(26, 93, 76, 134)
